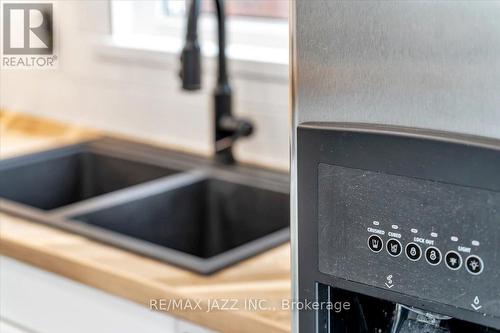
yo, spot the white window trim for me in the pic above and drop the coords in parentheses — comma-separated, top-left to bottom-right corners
(95, 0, 289, 82)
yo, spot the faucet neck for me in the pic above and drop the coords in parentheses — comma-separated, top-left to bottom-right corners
(186, 0, 228, 85)
(182, 0, 253, 165)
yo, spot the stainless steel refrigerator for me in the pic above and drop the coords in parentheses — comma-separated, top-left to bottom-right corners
(291, 1, 500, 332)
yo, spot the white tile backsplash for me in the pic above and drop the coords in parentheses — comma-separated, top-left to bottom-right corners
(0, 0, 289, 170)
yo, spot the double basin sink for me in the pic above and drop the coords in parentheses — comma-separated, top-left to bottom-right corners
(0, 138, 289, 274)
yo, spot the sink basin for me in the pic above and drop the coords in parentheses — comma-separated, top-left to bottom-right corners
(0, 138, 290, 274)
(71, 176, 289, 270)
(0, 146, 179, 210)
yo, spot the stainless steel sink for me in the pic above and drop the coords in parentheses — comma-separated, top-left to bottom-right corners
(0, 138, 289, 274)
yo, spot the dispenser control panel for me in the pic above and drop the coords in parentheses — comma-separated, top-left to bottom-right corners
(297, 124, 500, 330)
(318, 163, 500, 318)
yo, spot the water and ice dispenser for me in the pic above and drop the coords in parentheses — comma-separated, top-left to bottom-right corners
(296, 125, 500, 332)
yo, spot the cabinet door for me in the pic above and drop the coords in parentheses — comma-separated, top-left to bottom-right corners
(0, 256, 177, 333)
(0, 320, 31, 333)
(176, 319, 217, 333)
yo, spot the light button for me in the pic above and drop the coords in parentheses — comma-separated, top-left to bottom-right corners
(466, 255, 484, 275)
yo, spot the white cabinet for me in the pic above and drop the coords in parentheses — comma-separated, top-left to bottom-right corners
(177, 320, 216, 333)
(0, 319, 31, 333)
(0, 256, 215, 333)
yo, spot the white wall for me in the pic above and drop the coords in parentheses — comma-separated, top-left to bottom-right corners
(0, 0, 289, 170)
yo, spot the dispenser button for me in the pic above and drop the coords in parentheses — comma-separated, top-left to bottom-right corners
(368, 235, 383, 253)
(425, 247, 442, 266)
(405, 243, 422, 261)
(445, 251, 462, 270)
(386, 239, 402, 257)
(465, 255, 484, 275)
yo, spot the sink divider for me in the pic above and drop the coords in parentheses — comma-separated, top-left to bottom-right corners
(48, 169, 209, 219)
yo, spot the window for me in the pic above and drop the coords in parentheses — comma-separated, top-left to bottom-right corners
(163, 0, 288, 19)
(110, 0, 289, 65)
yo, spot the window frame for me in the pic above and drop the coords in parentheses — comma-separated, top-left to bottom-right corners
(109, 0, 289, 66)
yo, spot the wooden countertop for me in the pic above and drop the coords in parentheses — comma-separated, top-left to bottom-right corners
(0, 111, 291, 333)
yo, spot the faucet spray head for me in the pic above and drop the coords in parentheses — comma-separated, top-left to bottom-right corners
(180, 40, 201, 91)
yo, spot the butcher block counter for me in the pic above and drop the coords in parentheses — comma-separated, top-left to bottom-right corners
(0, 111, 291, 333)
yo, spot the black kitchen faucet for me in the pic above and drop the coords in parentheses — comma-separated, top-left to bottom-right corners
(179, 0, 254, 165)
